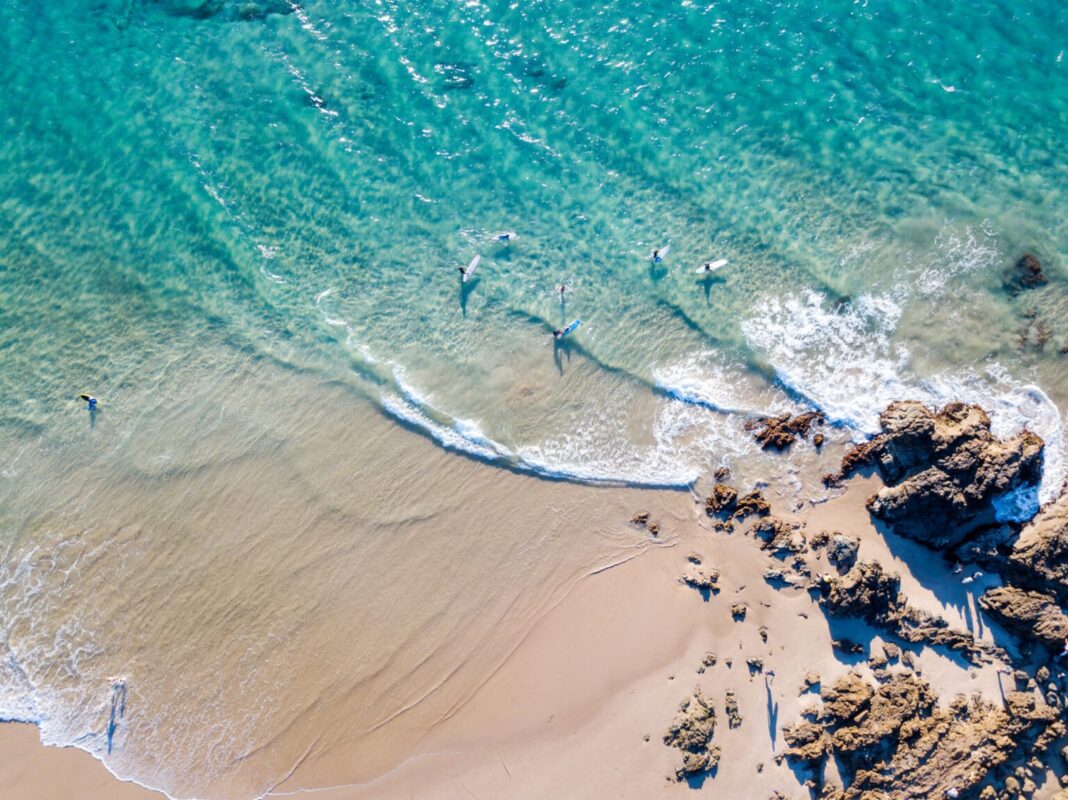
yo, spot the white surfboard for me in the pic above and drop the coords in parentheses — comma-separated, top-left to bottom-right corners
(463, 255, 480, 283)
(653, 245, 670, 262)
(695, 258, 728, 274)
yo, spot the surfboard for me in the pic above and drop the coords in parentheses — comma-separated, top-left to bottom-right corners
(696, 258, 728, 274)
(557, 319, 581, 339)
(462, 255, 480, 283)
(653, 245, 670, 263)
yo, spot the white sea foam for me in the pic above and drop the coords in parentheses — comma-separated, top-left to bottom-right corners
(652, 351, 797, 417)
(742, 288, 1066, 505)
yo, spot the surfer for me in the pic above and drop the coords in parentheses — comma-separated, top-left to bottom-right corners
(79, 394, 98, 411)
(552, 328, 564, 339)
(495, 231, 515, 242)
(557, 284, 567, 301)
(652, 249, 662, 263)
(457, 266, 468, 278)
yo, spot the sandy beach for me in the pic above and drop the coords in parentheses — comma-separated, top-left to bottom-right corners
(8, 418, 1061, 799)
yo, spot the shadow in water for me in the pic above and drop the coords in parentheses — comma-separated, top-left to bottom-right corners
(697, 274, 726, 304)
(459, 275, 480, 317)
(552, 339, 573, 376)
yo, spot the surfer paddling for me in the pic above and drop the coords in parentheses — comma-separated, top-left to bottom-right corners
(697, 258, 729, 274)
(459, 255, 480, 283)
(553, 319, 581, 340)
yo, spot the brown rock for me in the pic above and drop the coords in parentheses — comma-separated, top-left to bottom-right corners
(733, 490, 771, 522)
(725, 690, 742, 728)
(705, 483, 738, 515)
(830, 402, 1043, 549)
(663, 689, 718, 780)
(786, 672, 1061, 800)
(1005, 252, 1048, 293)
(1008, 489, 1068, 602)
(978, 585, 1068, 651)
(826, 532, 859, 571)
(753, 517, 807, 555)
(745, 411, 825, 450)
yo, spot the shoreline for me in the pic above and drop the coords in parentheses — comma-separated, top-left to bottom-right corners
(4, 401, 1068, 799)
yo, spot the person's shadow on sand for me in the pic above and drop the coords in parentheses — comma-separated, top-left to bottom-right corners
(765, 675, 779, 749)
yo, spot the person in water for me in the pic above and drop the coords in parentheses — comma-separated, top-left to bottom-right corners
(652, 249, 661, 263)
(552, 328, 563, 339)
(458, 266, 467, 278)
(79, 394, 98, 411)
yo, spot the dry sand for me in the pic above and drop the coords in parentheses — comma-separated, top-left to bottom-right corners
(0, 456, 1044, 799)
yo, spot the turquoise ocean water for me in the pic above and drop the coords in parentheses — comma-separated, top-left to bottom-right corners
(1, 0, 1067, 795)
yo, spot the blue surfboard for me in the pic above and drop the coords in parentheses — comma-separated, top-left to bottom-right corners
(556, 319, 581, 339)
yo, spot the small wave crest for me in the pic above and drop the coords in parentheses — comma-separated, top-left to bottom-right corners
(743, 288, 1066, 504)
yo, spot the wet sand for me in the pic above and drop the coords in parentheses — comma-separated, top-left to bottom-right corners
(0, 399, 1043, 799)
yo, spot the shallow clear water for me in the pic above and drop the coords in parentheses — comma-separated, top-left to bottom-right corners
(1, 0, 1067, 795)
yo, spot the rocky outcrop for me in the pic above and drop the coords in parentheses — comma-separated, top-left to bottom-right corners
(745, 412, 825, 450)
(831, 401, 1043, 548)
(1008, 489, 1068, 602)
(664, 690, 719, 780)
(979, 586, 1068, 651)
(817, 561, 1001, 664)
(753, 517, 807, 555)
(784, 673, 1064, 799)
(705, 484, 738, 514)
(826, 533, 859, 571)
(1005, 253, 1048, 294)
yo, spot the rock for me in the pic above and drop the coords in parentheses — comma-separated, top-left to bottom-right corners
(1008, 489, 1068, 602)
(832, 402, 1043, 549)
(1005, 253, 1048, 293)
(832, 638, 865, 656)
(705, 483, 737, 515)
(883, 642, 901, 662)
(801, 672, 821, 693)
(682, 563, 720, 594)
(978, 586, 1068, 651)
(630, 511, 650, 527)
(746, 657, 764, 674)
(826, 533, 859, 571)
(759, 626, 768, 643)
(810, 530, 831, 549)
(713, 466, 730, 481)
(786, 672, 1061, 799)
(725, 690, 742, 728)
(814, 433, 825, 448)
(733, 490, 771, 522)
(663, 690, 718, 780)
(731, 603, 748, 621)
(745, 411, 826, 450)
(820, 672, 874, 721)
(818, 561, 1000, 664)
(783, 720, 829, 762)
(753, 517, 807, 555)
(819, 560, 902, 621)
